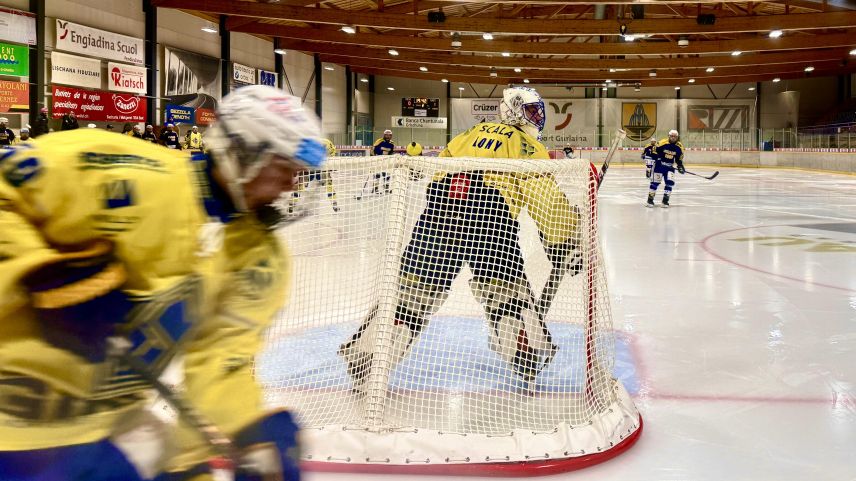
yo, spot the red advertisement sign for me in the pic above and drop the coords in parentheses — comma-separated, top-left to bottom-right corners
(51, 84, 146, 122)
(196, 107, 216, 126)
(0, 80, 28, 112)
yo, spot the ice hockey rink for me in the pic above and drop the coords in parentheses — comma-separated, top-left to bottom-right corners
(259, 164, 856, 481)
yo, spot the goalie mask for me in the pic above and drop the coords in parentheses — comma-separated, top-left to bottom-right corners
(205, 85, 327, 213)
(500, 87, 546, 140)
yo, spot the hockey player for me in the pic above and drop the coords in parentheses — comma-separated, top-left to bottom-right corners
(289, 138, 340, 213)
(562, 144, 575, 159)
(159, 123, 182, 150)
(372, 129, 395, 156)
(405, 141, 423, 156)
(0, 85, 327, 480)
(142, 124, 158, 143)
(642, 139, 656, 178)
(16, 127, 32, 144)
(185, 125, 204, 151)
(0, 117, 16, 146)
(339, 87, 581, 389)
(646, 129, 685, 208)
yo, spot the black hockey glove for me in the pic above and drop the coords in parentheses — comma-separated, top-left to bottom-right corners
(546, 241, 583, 277)
(677, 162, 686, 174)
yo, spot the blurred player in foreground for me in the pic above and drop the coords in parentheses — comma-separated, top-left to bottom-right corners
(340, 87, 583, 389)
(0, 85, 326, 480)
(289, 138, 340, 213)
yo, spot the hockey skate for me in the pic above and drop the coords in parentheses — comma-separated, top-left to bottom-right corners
(645, 192, 655, 208)
(661, 194, 670, 208)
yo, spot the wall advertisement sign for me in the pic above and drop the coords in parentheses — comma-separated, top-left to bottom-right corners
(55, 19, 144, 64)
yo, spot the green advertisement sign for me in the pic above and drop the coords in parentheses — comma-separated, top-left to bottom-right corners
(0, 42, 29, 77)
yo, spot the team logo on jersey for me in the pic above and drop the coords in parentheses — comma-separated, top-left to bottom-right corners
(3, 156, 40, 186)
(622, 102, 657, 141)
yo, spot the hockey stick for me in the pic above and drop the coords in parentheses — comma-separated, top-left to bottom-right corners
(106, 337, 242, 472)
(537, 129, 625, 320)
(684, 169, 719, 180)
(597, 129, 628, 189)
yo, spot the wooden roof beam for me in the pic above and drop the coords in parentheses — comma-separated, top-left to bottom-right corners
(153, 0, 856, 35)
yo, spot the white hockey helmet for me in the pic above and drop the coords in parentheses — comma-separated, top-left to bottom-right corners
(668, 129, 679, 142)
(500, 86, 546, 140)
(205, 85, 326, 211)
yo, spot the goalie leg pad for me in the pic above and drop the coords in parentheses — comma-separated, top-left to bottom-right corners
(339, 274, 449, 388)
(469, 278, 556, 381)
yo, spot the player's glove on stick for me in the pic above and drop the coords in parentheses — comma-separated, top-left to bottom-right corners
(677, 162, 686, 174)
(546, 241, 583, 277)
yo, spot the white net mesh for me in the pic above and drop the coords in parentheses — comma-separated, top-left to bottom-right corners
(259, 155, 640, 471)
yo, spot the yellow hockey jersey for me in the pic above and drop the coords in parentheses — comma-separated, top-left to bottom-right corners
(439, 122, 577, 246)
(321, 138, 337, 156)
(0, 130, 289, 454)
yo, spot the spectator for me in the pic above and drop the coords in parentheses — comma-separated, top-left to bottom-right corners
(131, 125, 143, 139)
(61, 112, 79, 131)
(141, 124, 158, 143)
(106, 124, 115, 132)
(159, 123, 182, 149)
(32, 107, 49, 137)
(0, 118, 16, 146)
(122, 123, 134, 135)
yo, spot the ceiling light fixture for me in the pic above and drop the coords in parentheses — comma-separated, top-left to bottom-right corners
(501, 52, 511, 57)
(769, 29, 783, 38)
(675, 86, 681, 90)
(387, 86, 395, 91)
(360, 77, 368, 83)
(523, 79, 530, 83)
(731, 50, 742, 56)
(688, 78, 696, 83)
(677, 36, 689, 48)
(851, 48, 856, 56)
(201, 23, 217, 33)
(514, 68, 522, 73)
(388, 49, 399, 56)
(634, 85, 641, 92)
(649, 70, 657, 77)
(419, 66, 428, 72)
(624, 34, 636, 42)
(706, 67, 715, 73)
(748, 87, 756, 91)
(324, 66, 334, 71)
(804, 66, 815, 72)
(441, 78, 449, 83)
(451, 32, 462, 49)
(458, 86, 465, 91)
(274, 48, 287, 55)
(482, 32, 493, 40)
(341, 25, 356, 34)
(772, 77, 781, 82)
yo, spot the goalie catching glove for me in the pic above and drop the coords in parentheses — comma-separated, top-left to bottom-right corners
(545, 241, 583, 277)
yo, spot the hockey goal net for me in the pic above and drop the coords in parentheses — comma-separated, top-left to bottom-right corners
(260, 155, 641, 475)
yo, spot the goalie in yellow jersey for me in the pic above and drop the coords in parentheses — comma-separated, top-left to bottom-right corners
(287, 138, 340, 213)
(339, 87, 581, 389)
(0, 85, 327, 480)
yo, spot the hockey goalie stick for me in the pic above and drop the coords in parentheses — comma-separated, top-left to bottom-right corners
(106, 337, 242, 473)
(684, 169, 719, 180)
(536, 128, 626, 320)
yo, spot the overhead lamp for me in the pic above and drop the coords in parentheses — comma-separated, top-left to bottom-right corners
(501, 52, 511, 57)
(649, 69, 657, 77)
(748, 87, 756, 91)
(419, 66, 428, 72)
(490, 68, 498, 78)
(769, 29, 783, 38)
(602, 87, 608, 91)
(458, 86, 465, 91)
(688, 78, 696, 83)
(274, 48, 287, 55)
(772, 77, 781, 82)
(731, 50, 742, 56)
(523, 79, 530, 83)
(441, 78, 449, 83)
(388, 49, 399, 56)
(387, 86, 395, 91)
(706, 67, 715, 73)
(675, 86, 681, 90)
(341, 25, 356, 34)
(624, 34, 636, 42)
(514, 68, 522, 73)
(201, 22, 217, 33)
(634, 85, 641, 92)
(605, 79, 612, 83)
(451, 32, 462, 49)
(324, 66, 334, 71)
(851, 48, 856, 56)
(609, 68, 616, 73)
(360, 77, 369, 83)
(804, 66, 815, 72)
(677, 36, 689, 48)
(482, 32, 494, 40)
